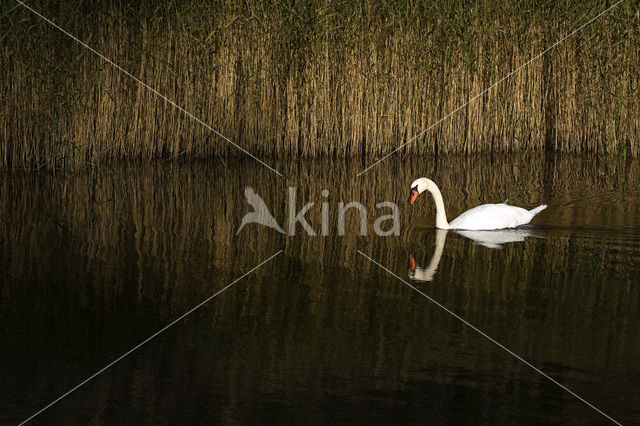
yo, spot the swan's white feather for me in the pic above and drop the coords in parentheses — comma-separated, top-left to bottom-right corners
(448, 203, 545, 230)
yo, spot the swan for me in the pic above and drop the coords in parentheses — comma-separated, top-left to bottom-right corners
(409, 178, 547, 230)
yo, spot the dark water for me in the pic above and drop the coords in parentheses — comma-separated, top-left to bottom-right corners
(1, 155, 640, 424)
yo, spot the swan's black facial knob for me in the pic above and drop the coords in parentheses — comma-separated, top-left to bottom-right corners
(409, 186, 419, 205)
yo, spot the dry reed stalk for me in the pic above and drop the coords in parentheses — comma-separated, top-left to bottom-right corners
(0, 0, 638, 171)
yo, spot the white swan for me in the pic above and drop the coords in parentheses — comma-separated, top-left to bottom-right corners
(409, 178, 547, 230)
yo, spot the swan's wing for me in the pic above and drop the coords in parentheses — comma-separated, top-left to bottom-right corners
(449, 204, 531, 230)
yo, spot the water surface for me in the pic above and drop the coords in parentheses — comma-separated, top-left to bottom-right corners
(1, 155, 639, 424)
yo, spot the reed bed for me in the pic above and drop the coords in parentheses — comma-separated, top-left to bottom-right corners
(0, 0, 638, 170)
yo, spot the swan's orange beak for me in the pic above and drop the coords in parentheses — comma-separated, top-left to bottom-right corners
(408, 254, 416, 272)
(409, 188, 419, 205)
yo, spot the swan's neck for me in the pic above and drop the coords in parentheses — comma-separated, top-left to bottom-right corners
(427, 185, 449, 229)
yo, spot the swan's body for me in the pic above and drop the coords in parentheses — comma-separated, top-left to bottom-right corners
(448, 203, 547, 230)
(409, 178, 546, 231)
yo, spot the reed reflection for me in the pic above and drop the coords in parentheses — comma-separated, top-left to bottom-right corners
(2, 154, 640, 424)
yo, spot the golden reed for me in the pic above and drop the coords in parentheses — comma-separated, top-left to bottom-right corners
(1, 0, 638, 171)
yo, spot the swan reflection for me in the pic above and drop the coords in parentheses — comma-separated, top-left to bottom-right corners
(408, 228, 544, 281)
(454, 228, 543, 249)
(408, 229, 447, 282)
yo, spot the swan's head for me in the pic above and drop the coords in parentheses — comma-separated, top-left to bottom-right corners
(409, 177, 434, 205)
